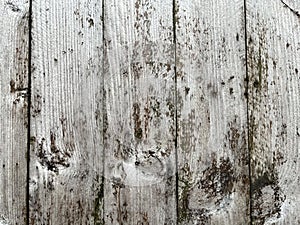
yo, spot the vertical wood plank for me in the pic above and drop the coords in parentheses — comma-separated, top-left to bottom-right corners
(175, 1, 250, 224)
(29, 1, 104, 224)
(247, 0, 300, 224)
(0, 0, 29, 224)
(103, 0, 176, 224)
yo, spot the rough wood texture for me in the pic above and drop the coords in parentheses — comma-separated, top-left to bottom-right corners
(247, 0, 300, 224)
(1, 0, 300, 224)
(103, 0, 177, 224)
(0, 1, 29, 224)
(175, 1, 250, 224)
(29, 1, 104, 224)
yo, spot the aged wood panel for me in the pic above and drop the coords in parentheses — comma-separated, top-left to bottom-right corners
(103, 0, 176, 224)
(247, 0, 300, 224)
(0, 0, 29, 224)
(175, 1, 250, 224)
(29, 1, 104, 224)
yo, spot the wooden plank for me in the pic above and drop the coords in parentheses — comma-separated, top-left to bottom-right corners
(29, 1, 104, 224)
(175, 1, 250, 224)
(103, 0, 176, 224)
(247, 0, 300, 224)
(0, 0, 29, 224)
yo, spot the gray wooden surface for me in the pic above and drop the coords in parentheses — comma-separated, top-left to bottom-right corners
(29, 0, 104, 224)
(175, 1, 249, 224)
(0, 1, 29, 224)
(247, 0, 300, 224)
(0, 0, 299, 224)
(103, 0, 176, 224)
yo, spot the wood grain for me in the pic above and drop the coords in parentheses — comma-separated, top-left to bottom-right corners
(247, 0, 300, 224)
(1, 0, 299, 224)
(29, 1, 104, 224)
(103, 0, 177, 224)
(0, 0, 29, 224)
(175, 1, 250, 224)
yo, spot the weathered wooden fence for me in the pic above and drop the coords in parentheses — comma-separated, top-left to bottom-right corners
(0, 0, 299, 224)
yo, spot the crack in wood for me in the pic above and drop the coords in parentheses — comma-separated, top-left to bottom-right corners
(280, 0, 300, 18)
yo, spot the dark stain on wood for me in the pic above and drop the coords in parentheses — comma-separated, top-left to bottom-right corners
(114, 138, 134, 160)
(11, 12, 29, 94)
(10, 79, 27, 93)
(35, 131, 72, 175)
(143, 99, 151, 138)
(92, 174, 104, 225)
(198, 156, 234, 204)
(132, 62, 143, 80)
(252, 171, 275, 193)
(134, 0, 154, 41)
(252, 169, 286, 224)
(5, 1, 21, 12)
(226, 117, 248, 167)
(133, 103, 143, 140)
(178, 163, 192, 223)
(184, 87, 190, 96)
(31, 93, 42, 117)
(87, 18, 94, 27)
(111, 178, 127, 225)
